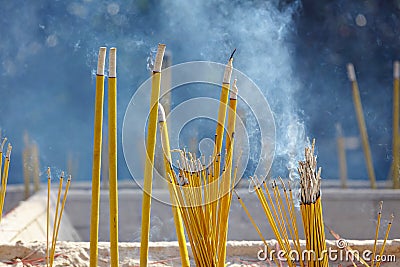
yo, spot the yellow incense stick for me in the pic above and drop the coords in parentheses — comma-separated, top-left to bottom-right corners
(50, 175, 71, 267)
(217, 79, 238, 266)
(50, 172, 63, 267)
(108, 47, 120, 267)
(0, 138, 6, 200)
(347, 63, 377, 189)
(140, 44, 166, 267)
(371, 201, 383, 267)
(211, 51, 234, 247)
(46, 168, 51, 267)
(233, 190, 280, 267)
(375, 214, 394, 267)
(90, 47, 106, 267)
(0, 143, 11, 222)
(158, 104, 190, 266)
(0, 139, 5, 219)
(392, 61, 400, 189)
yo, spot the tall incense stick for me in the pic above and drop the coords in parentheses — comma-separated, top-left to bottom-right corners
(211, 50, 234, 246)
(0, 143, 11, 222)
(0, 138, 6, 221)
(90, 47, 106, 267)
(108, 47, 119, 267)
(392, 61, 400, 189)
(140, 43, 166, 267)
(158, 104, 190, 266)
(347, 63, 377, 189)
(217, 79, 238, 266)
(46, 167, 51, 267)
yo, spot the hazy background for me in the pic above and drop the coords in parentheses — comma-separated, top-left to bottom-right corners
(0, 0, 399, 183)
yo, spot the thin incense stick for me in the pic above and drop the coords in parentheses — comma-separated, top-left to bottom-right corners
(90, 47, 106, 267)
(140, 44, 166, 267)
(108, 47, 120, 267)
(375, 214, 394, 267)
(50, 175, 71, 267)
(371, 201, 383, 267)
(392, 61, 400, 189)
(0, 143, 11, 222)
(50, 172, 64, 267)
(347, 63, 377, 189)
(0, 138, 6, 220)
(158, 104, 190, 267)
(46, 168, 51, 267)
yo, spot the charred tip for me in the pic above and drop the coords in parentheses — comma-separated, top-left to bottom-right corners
(229, 48, 237, 60)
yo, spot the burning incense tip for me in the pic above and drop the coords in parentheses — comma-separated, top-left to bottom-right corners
(231, 79, 238, 99)
(158, 103, 166, 122)
(109, 47, 117, 78)
(97, 47, 107, 76)
(61, 171, 65, 178)
(229, 48, 237, 60)
(47, 167, 51, 179)
(394, 61, 400, 79)
(153, 44, 166, 73)
(347, 63, 356, 82)
(67, 175, 72, 181)
(6, 144, 12, 157)
(223, 56, 234, 83)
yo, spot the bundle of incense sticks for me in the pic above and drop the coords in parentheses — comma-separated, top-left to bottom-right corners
(234, 176, 302, 267)
(236, 140, 395, 267)
(154, 51, 238, 266)
(0, 139, 12, 222)
(234, 141, 325, 267)
(46, 168, 72, 267)
(298, 139, 328, 267)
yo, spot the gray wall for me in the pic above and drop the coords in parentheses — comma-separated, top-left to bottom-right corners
(63, 188, 400, 242)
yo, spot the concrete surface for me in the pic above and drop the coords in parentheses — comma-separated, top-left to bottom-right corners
(0, 191, 81, 242)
